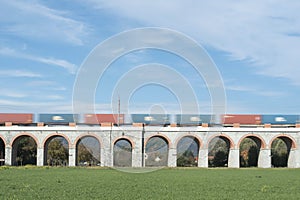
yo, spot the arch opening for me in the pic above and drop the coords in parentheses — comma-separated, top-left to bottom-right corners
(113, 139, 132, 167)
(239, 137, 262, 167)
(271, 136, 293, 167)
(76, 136, 101, 166)
(176, 136, 199, 167)
(208, 136, 230, 167)
(145, 136, 169, 167)
(0, 138, 4, 166)
(44, 136, 69, 166)
(12, 136, 37, 166)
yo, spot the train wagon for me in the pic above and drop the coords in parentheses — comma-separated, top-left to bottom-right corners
(130, 114, 170, 125)
(176, 114, 215, 125)
(84, 114, 124, 124)
(38, 114, 79, 124)
(222, 114, 262, 125)
(0, 113, 33, 124)
(261, 115, 300, 125)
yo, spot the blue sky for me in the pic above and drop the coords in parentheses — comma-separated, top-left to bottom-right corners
(1, 0, 300, 114)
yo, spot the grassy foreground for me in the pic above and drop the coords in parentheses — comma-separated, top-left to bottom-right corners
(0, 166, 300, 199)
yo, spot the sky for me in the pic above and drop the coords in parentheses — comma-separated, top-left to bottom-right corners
(1, 0, 300, 115)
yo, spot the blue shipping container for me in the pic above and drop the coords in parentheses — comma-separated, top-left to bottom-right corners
(130, 114, 170, 125)
(38, 114, 79, 123)
(261, 115, 300, 124)
(176, 114, 215, 125)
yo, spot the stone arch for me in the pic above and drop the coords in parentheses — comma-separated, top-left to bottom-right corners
(237, 134, 267, 149)
(270, 134, 297, 168)
(145, 135, 169, 167)
(269, 134, 297, 149)
(10, 133, 39, 148)
(75, 134, 102, 166)
(207, 134, 233, 167)
(113, 137, 133, 167)
(176, 135, 201, 167)
(74, 133, 103, 149)
(11, 134, 37, 166)
(175, 134, 203, 149)
(145, 133, 171, 149)
(238, 134, 266, 167)
(42, 133, 71, 148)
(43, 134, 69, 166)
(113, 136, 135, 149)
(207, 134, 235, 149)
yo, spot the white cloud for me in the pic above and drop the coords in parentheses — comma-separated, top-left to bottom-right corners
(0, 99, 71, 113)
(84, 0, 300, 85)
(25, 81, 68, 91)
(0, 99, 113, 113)
(33, 56, 77, 74)
(1, 1, 90, 45)
(0, 88, 65, 100)
(0, 47, 77, 74)
(26, 80, 56, 87)
(0, 69, 42, 78)
(52, 86, 67, 91)
(226, 84, 284, 97)
(0, 89, 27, 98)
(44, 95, 65, 100)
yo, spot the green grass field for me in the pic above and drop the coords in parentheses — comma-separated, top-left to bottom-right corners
(0, 166, 300, 199)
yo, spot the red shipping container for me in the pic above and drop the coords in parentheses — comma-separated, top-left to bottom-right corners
(84, 114, 124, 124)
(0, 113, 33, 124)
(222, 114, 261, 125)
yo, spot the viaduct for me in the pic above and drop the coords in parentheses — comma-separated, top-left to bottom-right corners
(0, 124, 300, 168)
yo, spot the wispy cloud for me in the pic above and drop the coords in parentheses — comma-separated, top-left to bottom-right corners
(1, 1, 90, 45)
(33, 56, 77, 74)
(26, 83, 67, 91)
(44, 95, 65, 100)
(84, 0, 300, 85)
(0, 88, 65, 101)
(0, 69, 42, 78)
(26, 80, 56, 87)
(0, 99, 113, 113)
(0, 99, 71, 113)
(0, 89, 27, 98)
(0, 47, 77, 74)
(226, 84, 284, 97)
(52, 86, 67, 91)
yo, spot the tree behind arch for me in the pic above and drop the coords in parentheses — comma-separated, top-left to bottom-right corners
(248, 146, 259, 167)
(14, 137, 37, 166)
(271, 138, 288, 167)
(47, 138, 68, 166)
(177, 150, 197, 167)
(212, 151, 228, 167)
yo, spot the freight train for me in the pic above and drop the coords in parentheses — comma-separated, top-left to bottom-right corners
(0, 113, 299, 127)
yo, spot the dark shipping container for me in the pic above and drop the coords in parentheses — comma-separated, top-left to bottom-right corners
(130, 114, 170, 125)
(176, 114, 214, 125)
(38, 114, 79, 123)
(261, 115, 300, 124)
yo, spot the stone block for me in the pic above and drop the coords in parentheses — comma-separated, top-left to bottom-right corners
(202, 123, 208, 127)
(133, 123, 144, 127)
(69, 122, 76, 127)
(101, 123, 113, 127)
(5, 122, 12, 126)
(37, 122, 44, 127)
